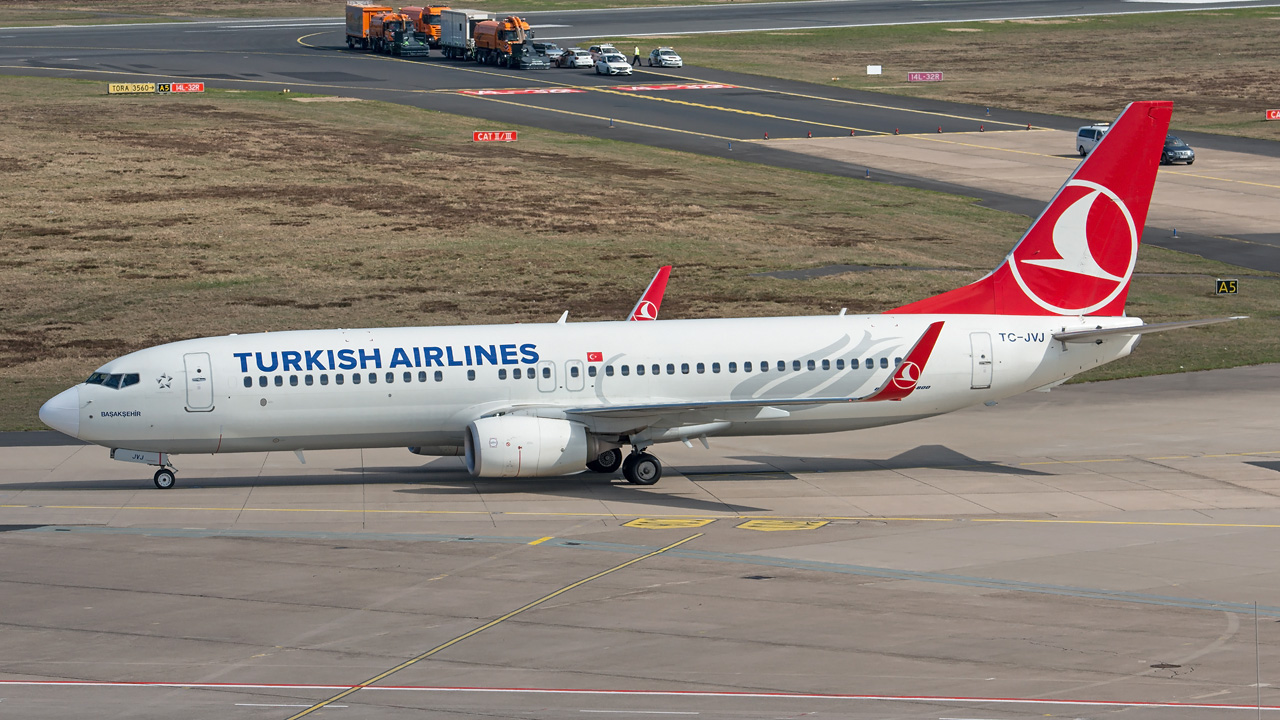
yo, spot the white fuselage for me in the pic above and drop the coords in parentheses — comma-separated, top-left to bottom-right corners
(60, 313, 1140, 456)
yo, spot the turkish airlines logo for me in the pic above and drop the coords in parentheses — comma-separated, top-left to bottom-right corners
(632, 300, 658, 321)
(1009, 179, 1138, 315)
(892, 361, 921, 391)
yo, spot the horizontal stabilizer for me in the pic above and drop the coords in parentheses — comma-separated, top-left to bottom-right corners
(1053, 316, 1246, 344)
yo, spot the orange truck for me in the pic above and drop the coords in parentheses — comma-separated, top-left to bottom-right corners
(473, 15, 548, 69)
(369, 11, 430, 56)
(345, 1, 392, 50)
(400, 5, 450, 48)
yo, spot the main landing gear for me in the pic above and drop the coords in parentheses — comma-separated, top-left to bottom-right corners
(586, 447, 664, 485)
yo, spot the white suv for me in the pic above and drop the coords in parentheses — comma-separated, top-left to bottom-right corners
(1076, 123, 1109, 156)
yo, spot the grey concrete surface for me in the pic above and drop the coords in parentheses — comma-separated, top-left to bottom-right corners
(3, 366, 1280, 718)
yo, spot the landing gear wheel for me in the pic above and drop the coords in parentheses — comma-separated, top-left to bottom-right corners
(153, 468, 176, 490)
(587, 448, 624, 473)
(1078, 146, 1087, 157)
(622, 452, 662, 485)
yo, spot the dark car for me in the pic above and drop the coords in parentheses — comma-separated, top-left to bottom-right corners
(1161, 135, 1195, 165)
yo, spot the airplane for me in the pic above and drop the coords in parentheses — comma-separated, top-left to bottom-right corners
(629, 265, 671, 321)
(39, 101, 1241, 490)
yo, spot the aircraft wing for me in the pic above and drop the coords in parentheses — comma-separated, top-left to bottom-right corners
(563, 321, 945, 423)
(1053, 316, 1245, 344)
(628, 266, 671, 321)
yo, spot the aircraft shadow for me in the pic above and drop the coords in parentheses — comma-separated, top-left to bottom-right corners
(719, 444, 1050, 477)
(1247, 461, 1280, 474)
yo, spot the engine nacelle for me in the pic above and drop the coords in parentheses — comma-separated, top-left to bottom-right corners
(465, 415, 594, 477)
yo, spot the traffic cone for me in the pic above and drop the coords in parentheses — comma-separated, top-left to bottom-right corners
(936, 126, 942, 133)
(764, 131, 769, 139)
(1027, 123, 1032, 130)
(894, 128, 899, 135)
(849, 129, 855, 136)
(979, 124, 984, 132)
(807, 130, 812, 138)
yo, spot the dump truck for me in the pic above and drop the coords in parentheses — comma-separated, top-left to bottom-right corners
(345, 1, 393, 50)
(369, 11, 430, 56)
(438, 8, 491, 60)
(401, 5, 451, 47)
(474, 15, 548, 69)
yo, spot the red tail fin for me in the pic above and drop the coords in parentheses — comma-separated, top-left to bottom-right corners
(629, 265, 671, 321)
(893, 101, 1172, 317)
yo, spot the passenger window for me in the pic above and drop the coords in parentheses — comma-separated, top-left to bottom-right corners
(895, 357, 902, 367)
(418, 371, 426, 382)
(777, 361, 785, 372)
(352, 374, 361, 385)
(605, 366, 614, 377)
(711, 362, 720, 373)
(499, 368, 507, 380)
(836, 359, 845, 370)
(513, 368, 522, 379)
(336, 374, 345, 385)
(621, 365, 630, 376)
(467, 369, 476, 381)
(728, 362, 737, 373)
(403, 372, 411, 383)
(290, 375, 298, 387)
(542, 367, 551, 379)
(369, 373, 377, 384)
(865, 358, 873, 369)
(793, 360, 802, 371)
(696, 362, 705, 374)
(386, 372, 394, 383)
(320, 374, 329, 386)
(588, 366, 597, 377)
(880, 357, 888, 368)
(822, 359, 830, 370)
(637, 364, 646, 376)
(806, 360, 815, 371)
(570, 366, 580, 378)
(434, 370, 443, 382)
(274, 375, 283, 387)
(243, 377, 252, 388)
(681, 363, 690, 374)
(259, 376, 267, 387)
(305, 375, 314, 386)
(666, 363, 675, 375)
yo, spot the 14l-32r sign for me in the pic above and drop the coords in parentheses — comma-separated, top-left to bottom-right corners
(473, 131, 517, 142)
(907, 72, 944, 82)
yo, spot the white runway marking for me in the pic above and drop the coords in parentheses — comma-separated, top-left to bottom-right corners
(580, 712, 698, 715)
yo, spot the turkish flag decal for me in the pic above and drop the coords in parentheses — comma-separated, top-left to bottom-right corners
(586, 351, 603, 362)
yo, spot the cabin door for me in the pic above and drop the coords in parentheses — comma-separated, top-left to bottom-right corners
(184, 352, 215, 411)
(970, 333, 993, 389)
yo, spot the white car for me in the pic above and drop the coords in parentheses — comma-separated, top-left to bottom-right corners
(555, 48, 593, 68)
(588, 44, 618, 62)
(648, 47, 682, 67)
(595, 53, 632, 76)
(1076, 123, 1109, 156)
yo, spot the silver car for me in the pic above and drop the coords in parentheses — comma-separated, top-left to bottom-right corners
(555, 48, 593, 68)
(648, 47, 682, 67)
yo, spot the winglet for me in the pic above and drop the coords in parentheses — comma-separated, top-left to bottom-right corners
(862, 321, 945, 402)
(628, 265, 671, 321)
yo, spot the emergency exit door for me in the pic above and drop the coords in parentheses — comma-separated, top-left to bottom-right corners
(970, 333, 993, 389)
(536, 360, 556, 393)
(184, 352, 214, 411)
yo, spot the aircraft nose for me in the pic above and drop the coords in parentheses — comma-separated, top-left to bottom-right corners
(39, 386, 80, 438)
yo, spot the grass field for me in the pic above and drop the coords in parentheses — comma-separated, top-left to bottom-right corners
(611, 8, 1280, 141)
(2, 75, 1276, 430)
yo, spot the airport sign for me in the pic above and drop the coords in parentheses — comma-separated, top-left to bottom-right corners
(169, 83, 205, 93)
(1267, 109, 1280, 121)
(473, 131, 518, 142)
(1217, 278, 1238, 295)
(908, 71, 944, 82)
(108, 83, 156, 94)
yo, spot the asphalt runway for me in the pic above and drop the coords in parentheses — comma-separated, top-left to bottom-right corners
(4, 365, 1280, 718)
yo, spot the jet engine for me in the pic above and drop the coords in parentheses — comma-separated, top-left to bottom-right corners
(465, 415, 597, 477)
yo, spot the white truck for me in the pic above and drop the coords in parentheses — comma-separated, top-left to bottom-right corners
(439, 8, 493, 60)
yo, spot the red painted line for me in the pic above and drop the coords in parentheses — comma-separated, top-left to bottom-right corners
(609, 83, 737, 92)
(458, 88, 586, 96)
(0, 681, 1276, 710)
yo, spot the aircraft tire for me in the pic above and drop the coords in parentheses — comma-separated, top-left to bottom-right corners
(153, 468, 176, 489)
(623, 452, 661, 485)
(587, 448, 624, 473)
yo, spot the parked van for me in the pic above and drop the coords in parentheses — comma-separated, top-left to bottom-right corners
(1076, 123, 1109, 156)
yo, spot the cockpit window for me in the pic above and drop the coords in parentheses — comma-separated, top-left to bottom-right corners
(88, 372, 140, 389)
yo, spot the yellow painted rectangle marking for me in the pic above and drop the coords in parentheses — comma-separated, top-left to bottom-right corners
(737, 519, 829, 532)
(108, 83, 155, 94)
(623, 518, 715, 529)
(528, 536, 553, 545)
